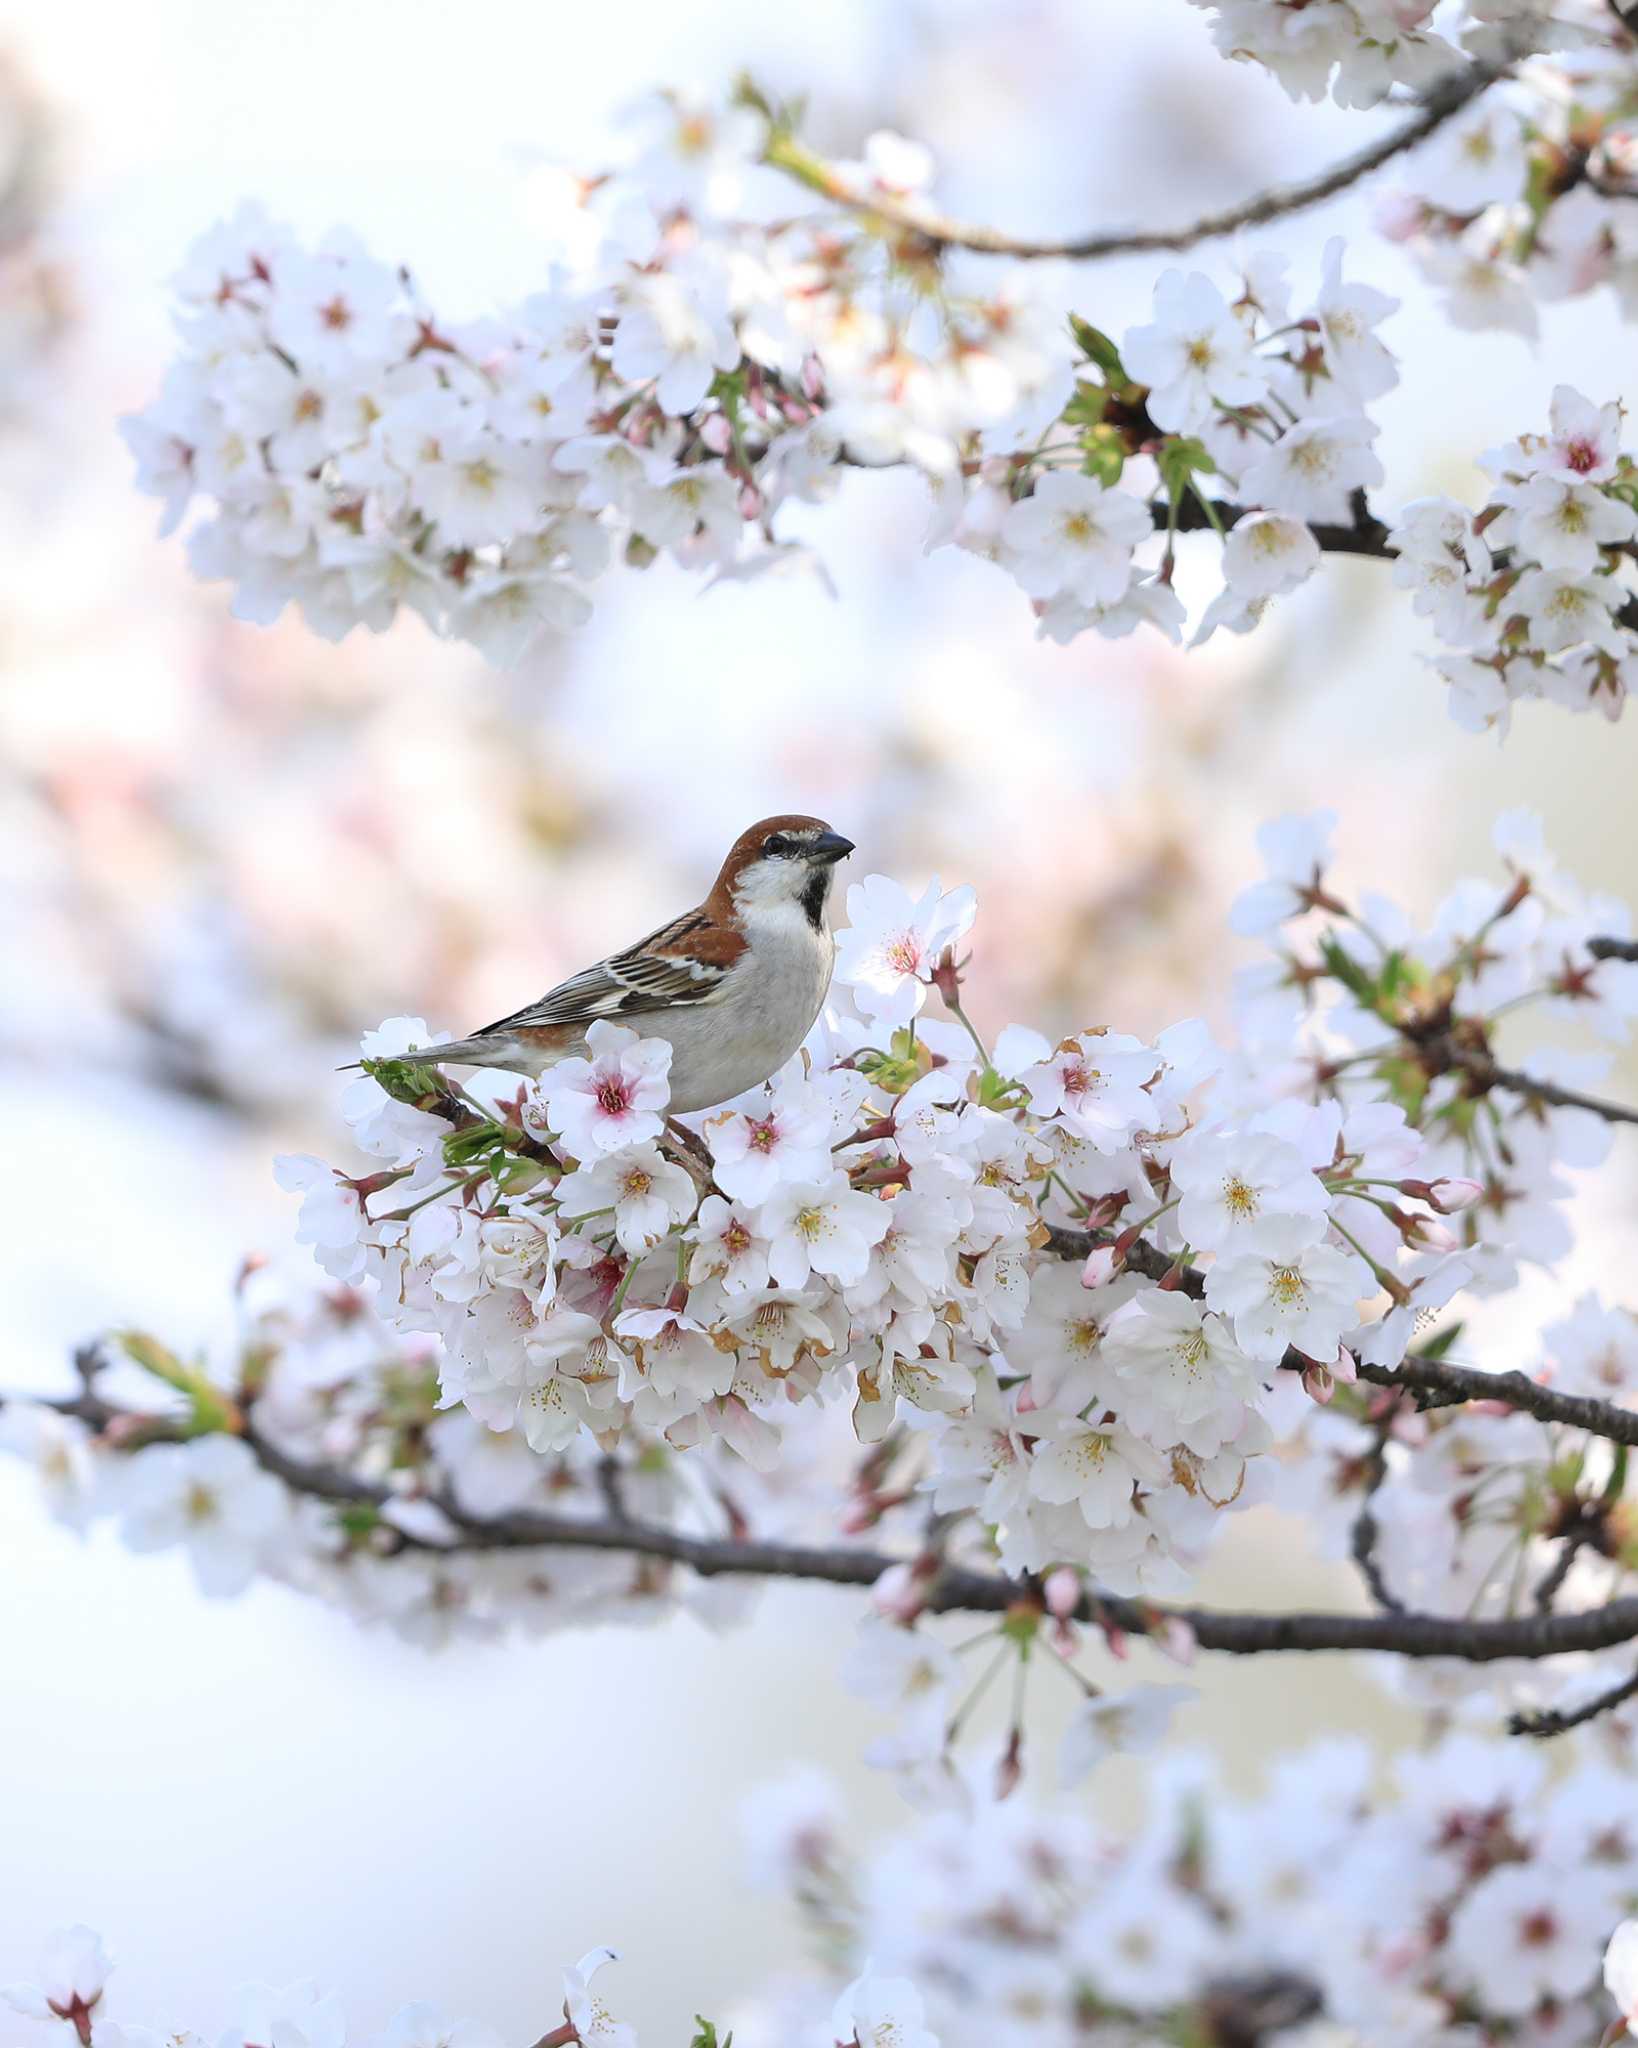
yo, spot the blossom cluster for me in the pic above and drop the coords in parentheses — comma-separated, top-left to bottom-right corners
(124, 71, 1638, 721)
(733, 1732, 1638, 2045)
(271, 854, 1534, 1620)
(8, 822, 1635, 1787)
(121, 115, 1077, 665)
(951, 238, 1398, 652)
(123, 181, 1411, 661)
(1185, 0, 1610, 108)
(1390, 384, 1638, 731)
(2, 1923, 782, 2048)
(1201, 0, 1638, 341)
(1382, 19, 1638, 338)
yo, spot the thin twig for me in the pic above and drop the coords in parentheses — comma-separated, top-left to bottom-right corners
(1469, 1054, 1638, 1130)
(1048, 1221, 1638, 1447)
(763, 62, 1504, 262)
(1509, 1662, 1638, 1738)
(1349, 1424, 1405, 1614)
(1590, 935, 1638, 962)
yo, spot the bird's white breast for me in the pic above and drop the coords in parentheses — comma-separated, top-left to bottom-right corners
(645, 903, 835, 1113)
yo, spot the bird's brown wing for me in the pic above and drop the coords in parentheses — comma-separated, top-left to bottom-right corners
(478, 909, 749, 1035)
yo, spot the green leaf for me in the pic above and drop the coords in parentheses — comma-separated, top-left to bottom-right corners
(857, 1026, 934, 1096)
(690, 2021, 732, 2048)
(1079, 423, 1127, 487)
(442, 1119, 508, 1167)
(1060, 379, 1108, 430)
(361, 1054, 448, 1107)
(1414, 1320, 1465, 1364)
(1376, 949, 1411, 1001)
(116, 1331, 238, 1435)
(1317, 933, 1379, 1008)
(1376, 1053, 1428, 1122)
(1067, 316, 1126, 383)
(976, 1065, 1022, 1109)
(1155, 435, 1215, 503)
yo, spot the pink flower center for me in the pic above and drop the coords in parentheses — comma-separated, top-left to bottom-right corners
(1520, 1909, 1558, 1948)
(596, 1078, 632, 1116)
(1565, 436, 1598, 474)
(747, 1116, 780, 1153)
(885, 933, 922, 974)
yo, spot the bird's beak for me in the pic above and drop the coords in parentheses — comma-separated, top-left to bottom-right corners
(809, 831, 855, 865)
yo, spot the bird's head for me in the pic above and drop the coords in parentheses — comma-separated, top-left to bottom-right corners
(716, 815, 856, 931)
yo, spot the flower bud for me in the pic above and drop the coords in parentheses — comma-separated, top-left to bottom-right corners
(994, 1726, 1024, 1802)
(871, 1560, 926, 1625)
(1154, 1617, 1197, 1667)
(698, 413, 733, 454)
(1081, 1246, 1120, 1290)
(1043, 1565, 1082, 1619)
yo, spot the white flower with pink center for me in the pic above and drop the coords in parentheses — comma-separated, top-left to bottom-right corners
(687, 1193, 772, 1294)
(528, 1019, 672, 1157)
(834, 873, 978, 1027)
(1016, 1031, 1160, 1151)
(1541, 384, 1623, 485)
(705, 1073, 833, 1202)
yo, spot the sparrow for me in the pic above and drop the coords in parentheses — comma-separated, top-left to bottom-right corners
(421, 815, 856, 1113)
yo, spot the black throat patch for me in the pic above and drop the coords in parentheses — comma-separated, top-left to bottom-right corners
(799, 870, 829, 931)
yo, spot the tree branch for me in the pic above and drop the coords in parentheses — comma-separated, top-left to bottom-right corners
(14, 1380, 1638, 1668)
(1590, 935, 1638, 962)
(762, 62, 1504, 263)
(1168, 491, 1394, 558)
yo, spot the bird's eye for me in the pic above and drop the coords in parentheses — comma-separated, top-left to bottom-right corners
(764, 833, 795, 858)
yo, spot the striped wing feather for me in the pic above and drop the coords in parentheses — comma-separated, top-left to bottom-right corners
(478, 911, 742, 1036)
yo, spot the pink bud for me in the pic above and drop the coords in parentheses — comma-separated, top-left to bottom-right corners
(1043, 1566, 1082, 1619)
(871, 1561, 925, 1625)
(1371, 190, 1426, 244)
(738, 483, 764, 520)
(698, 413, 733, 454)
(1411, 1218, 1460, 1253)
(1302, 1362, 1336, 1405)
(801, 353, 825, 401)
(1154, 1617, 1197, 1667)
(1081, 1247, 1119, 1290)
(1426, 1177, 1483, 1214)
(1049, 1617, 1080, 1658)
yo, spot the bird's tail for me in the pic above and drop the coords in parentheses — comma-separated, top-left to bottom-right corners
(337, 1034, 552, 1077)
(336, 1035, 511, 1075)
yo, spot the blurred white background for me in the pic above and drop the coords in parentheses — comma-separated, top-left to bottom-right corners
(2, 0, 1636, 2036)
